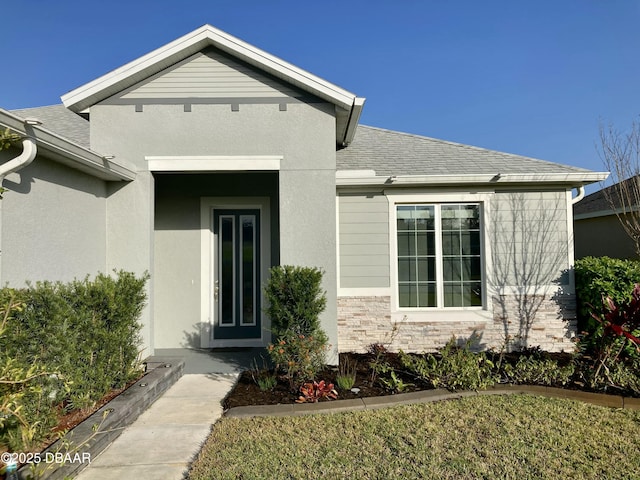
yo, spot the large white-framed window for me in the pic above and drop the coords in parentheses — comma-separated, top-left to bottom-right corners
(388, 192, 491, 312)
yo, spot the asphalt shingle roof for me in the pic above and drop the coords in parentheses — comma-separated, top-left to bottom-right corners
(11, 105, 90, 148)
(337, 125, 593, 176)
(7, 108, 593, 179)
(573, 176, 638, 215)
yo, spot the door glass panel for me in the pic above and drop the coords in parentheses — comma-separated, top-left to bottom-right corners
(241, 216, 256, 326)
(219, 216, 235, 325)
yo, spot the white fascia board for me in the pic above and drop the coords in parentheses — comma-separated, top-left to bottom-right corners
(0, 109, 136, 181)
(147, 155, 282, 172)
(341, 97, 366, 146)
(62, 24, 358, 112)
(336, 171, 610, 187)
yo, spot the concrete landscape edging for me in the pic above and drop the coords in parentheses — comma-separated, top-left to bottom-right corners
(18, 360, 184, 480)
(224, 385, 640, 419)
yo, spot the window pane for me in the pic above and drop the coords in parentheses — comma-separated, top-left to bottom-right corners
(443, 284, 462, 307)
(416, 231, 435, 256)
(241, 216, 256, 325)
(443, 257, 461, 281)
(397, 206, 415, 231)
(461, 205, 480, 229)
(417, 283, 437, 307)
(417, 258, 435, 282)
(465, 283, 483, 307)
(415, 206, 435, 230)
(398, 258, 416, 281)
(397, 232, 414, 256)
(460, 231, 481, 256)
(399, 284, 417, 307)
(462, 257, 482, 281)
(442, 231, 460, 255)
(441, 205, 461, 230)
(220, 216, 234, 325)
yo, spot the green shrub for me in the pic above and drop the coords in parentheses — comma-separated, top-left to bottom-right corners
(400, 337, 497, 391)
(0, 293, 59, 451)
(0, 271, 148, 451)
(502, 356, 575, 386)
(575, 256, 640, 332)
(264, 265, 326, 339)
(579, 356, 640, 396)
(264, 265, 329, 388)
(267, 331, 328, 389)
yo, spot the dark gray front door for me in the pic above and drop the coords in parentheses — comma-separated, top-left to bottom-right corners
(213, 209, 261, 340)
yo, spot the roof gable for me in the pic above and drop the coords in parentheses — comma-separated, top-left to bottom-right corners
(118, 47, 305, 101)
(61, 24, 364, 145)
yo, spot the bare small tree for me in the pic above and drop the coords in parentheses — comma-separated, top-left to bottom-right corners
(598, 119, 640, 257)
(490, 192, 569, 351)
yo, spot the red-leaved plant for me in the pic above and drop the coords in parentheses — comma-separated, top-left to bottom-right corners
(591, 284, 640, 348)
(588, 284, 640, 385)
(295, 380, 338, 403)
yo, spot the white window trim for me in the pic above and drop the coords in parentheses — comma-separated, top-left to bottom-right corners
(386, 191, 495, 323)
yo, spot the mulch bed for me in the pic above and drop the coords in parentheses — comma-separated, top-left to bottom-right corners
(222, 350, 621, 409)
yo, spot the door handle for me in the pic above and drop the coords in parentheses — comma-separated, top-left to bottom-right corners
(214, 280, 219, 301)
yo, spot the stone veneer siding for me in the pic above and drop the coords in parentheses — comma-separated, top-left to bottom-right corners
(337, 295, 577, 353)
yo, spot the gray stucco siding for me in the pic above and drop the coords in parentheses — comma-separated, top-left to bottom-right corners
(153, 173, 279, 349)
(0, 152, 107, 285)
(338, 193, 390, 289)
(91, 86, 337, 354)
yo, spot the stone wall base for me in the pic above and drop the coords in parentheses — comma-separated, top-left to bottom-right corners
(337, 294, 577, 353)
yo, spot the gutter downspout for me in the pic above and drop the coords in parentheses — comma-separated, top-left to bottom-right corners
(571, 186, 585, 205)
(0, 119, 40, 183)
(0, 118, 40, 284)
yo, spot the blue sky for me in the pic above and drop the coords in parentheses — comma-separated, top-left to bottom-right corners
(3, 1, 639, 188)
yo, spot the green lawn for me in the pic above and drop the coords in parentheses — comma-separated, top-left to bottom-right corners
(188, 394, 640, 480)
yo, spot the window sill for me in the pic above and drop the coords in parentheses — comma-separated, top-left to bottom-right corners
(391, 308, 493, 323)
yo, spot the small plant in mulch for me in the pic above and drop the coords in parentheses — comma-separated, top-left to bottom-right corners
(335, 354, 357, 391)
(249, 358, 277, 392)
(295, 380, 338, 403)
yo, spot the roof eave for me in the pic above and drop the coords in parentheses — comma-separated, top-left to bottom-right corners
(336, 171, 610, 187)
(0, 109, 136, 181)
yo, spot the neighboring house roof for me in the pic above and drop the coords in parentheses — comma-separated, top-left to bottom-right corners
(337, 125, 608, 187)
(574, 176, 639, 219)
(0, 107, 135, 181)
(61, 24, 365, 146)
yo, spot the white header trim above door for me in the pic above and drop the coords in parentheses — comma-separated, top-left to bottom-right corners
(147, 155, 282, 172)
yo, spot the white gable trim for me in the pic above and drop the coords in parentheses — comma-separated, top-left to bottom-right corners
(61, 25, 365, 145)
(147, 155, 282, 172)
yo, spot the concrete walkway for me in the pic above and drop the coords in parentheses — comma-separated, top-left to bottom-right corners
(75, 373, 238, 480)
(74, 348, 262, 479)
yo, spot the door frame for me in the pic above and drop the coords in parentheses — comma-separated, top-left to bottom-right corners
(200, 197, 271, 348)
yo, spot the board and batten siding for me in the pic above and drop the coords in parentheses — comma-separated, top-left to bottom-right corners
(338, 193, 390, 288)
(121, 47, 302, 100)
